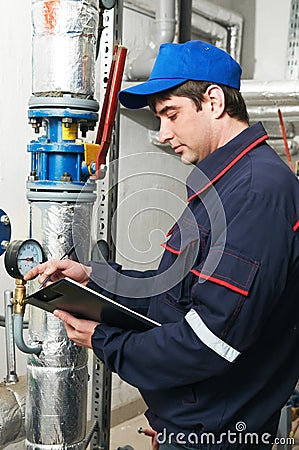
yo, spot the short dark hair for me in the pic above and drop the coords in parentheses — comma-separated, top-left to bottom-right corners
(148, 80, 249, 124)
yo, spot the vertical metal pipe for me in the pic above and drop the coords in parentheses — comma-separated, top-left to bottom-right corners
(25, 199, 95, 449)
(179, 0, 192, 42)
(90, 4, 122, 447)
(4, 290, 18, 384)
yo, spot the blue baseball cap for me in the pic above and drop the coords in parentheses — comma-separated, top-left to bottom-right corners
(119, 40, 242, 109)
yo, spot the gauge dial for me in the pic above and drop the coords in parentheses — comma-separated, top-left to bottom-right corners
(99, 0, 116, 9)
(4, 239, 46, 279)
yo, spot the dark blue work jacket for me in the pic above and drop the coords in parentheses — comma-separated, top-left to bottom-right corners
(90, 122, 299, 449)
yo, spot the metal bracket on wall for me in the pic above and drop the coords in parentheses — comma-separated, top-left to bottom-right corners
(90, 1, 123, 449)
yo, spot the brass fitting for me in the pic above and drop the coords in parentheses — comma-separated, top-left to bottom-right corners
(13, 279, 27, 316)
(292, 406, 299, 421)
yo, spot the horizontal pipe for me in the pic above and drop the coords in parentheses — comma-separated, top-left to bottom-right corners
(241, 80, 299, 105)
(192, 0, 243, 61)
(192, 13, 227, 50)
(123, 0, 154, 18)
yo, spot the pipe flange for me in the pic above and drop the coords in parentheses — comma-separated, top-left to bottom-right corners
(29, 95, 99, 112)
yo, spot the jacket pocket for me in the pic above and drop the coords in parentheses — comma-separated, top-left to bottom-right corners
(191, 246, 260, 297)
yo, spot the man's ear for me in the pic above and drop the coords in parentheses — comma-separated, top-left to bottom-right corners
(205, 85, 225, 119)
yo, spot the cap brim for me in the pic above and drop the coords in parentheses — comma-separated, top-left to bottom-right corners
(119, 78, 187, 109)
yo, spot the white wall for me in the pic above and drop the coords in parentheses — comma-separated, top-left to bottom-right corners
(0, 0, 32, 379)
(254, 0, 291, 80)
(0, 0, 32, 290)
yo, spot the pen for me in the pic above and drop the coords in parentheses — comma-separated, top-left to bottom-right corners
(39, 244, 77, 289)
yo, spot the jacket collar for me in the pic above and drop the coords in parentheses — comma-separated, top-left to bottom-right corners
(186, 122, 269, 202)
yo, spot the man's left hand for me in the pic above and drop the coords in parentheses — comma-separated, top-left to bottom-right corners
(53, 310, 99, 348)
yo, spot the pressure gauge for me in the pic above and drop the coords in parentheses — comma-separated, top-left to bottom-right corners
(4, 239, 46, 279)
(99, 0, 116, 9)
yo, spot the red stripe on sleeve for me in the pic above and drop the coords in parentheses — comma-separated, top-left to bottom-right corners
(161, 243, 181, 255)
(293, 220, 299, 232)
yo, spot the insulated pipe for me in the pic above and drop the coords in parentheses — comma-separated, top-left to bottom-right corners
(126, 0, 176, 80)
(241, 80, 299, 105)
(25, 200, 92, 450)
(191, 13, 227, 51)
(246, 105, 299, 121)
(26, 0, 98, 447)
(32, 0, 99, 97)
(192, 0, 243, 61)
(240, 80, 299, 120)
(0, 376, 26, 449)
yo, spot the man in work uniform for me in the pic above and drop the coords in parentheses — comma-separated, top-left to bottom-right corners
(25, 41, 299, 449)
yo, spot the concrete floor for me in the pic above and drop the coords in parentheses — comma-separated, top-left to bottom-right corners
(110, 413, 151, 450)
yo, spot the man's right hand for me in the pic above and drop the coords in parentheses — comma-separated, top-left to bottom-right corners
(23, 259, 92, 286)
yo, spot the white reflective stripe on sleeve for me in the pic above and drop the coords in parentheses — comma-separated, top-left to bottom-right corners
(185, 309, 241, 363)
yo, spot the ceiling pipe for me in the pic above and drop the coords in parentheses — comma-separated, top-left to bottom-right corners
(192, 13, 227, 51)
(241, 80, 299, 120)
(123, 0, 154, 18)
(192, 0, 243, 62)
(125, 0, 176, 80)
(124, 0, 241, 81)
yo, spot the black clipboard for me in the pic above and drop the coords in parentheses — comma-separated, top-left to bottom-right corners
(26, 277, 161, 332)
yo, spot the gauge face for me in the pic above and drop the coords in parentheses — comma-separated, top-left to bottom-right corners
(4, 239, 46, 279)
(99, 0, 116, 9)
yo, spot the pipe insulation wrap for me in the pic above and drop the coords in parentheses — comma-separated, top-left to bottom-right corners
(26, 357, 88, 446)
(241, 80, 299, 105)
(32, 0, 99, 97)
(0, 377, 27, 449)
(25, 200, 94, 449)
(29, 200, 93, 271)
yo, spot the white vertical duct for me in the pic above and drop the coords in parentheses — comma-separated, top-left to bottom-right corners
(126, 0, 176, 80)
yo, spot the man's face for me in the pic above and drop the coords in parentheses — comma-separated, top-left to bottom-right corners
(155, 95, 214, 165)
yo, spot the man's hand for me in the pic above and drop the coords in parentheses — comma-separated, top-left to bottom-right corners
(23, 259, 92, 286)
(53, 309, 99, 348)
